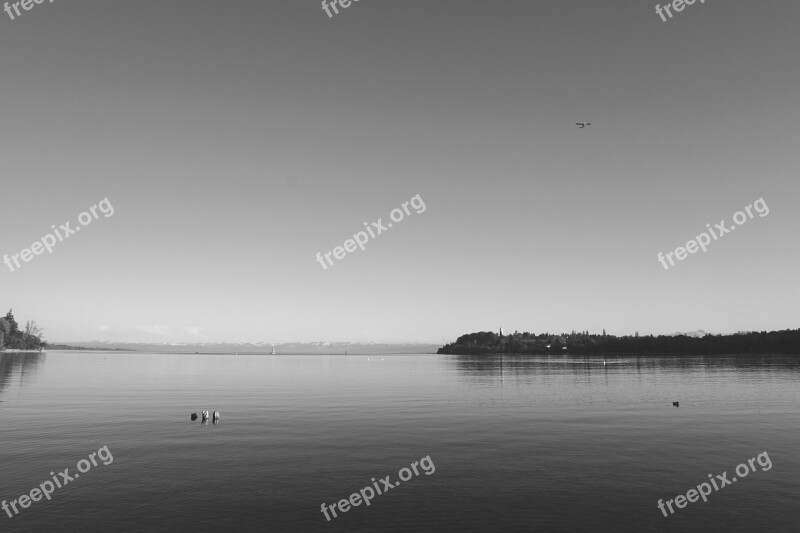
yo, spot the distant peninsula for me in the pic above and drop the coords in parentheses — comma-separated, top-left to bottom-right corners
(45, 344, 136, 352)
(438, 329, 800, 356)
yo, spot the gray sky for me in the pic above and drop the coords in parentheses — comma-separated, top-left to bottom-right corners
(1, 1, 798, 343)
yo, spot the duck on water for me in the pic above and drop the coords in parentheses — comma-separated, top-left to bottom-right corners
(194, 410, 220, 423)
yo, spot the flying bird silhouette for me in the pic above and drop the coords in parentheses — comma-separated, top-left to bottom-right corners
(576, 122, 591, 129)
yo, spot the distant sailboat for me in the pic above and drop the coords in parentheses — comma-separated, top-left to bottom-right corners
(270, 346, 276, 355)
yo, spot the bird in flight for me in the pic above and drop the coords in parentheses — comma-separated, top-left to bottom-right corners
(576, 122, 591, 129)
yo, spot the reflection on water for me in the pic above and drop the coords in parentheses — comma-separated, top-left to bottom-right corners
(448, 353, 800, 380)
(0, 352, 798, 532)
(0, 351, 45, 397)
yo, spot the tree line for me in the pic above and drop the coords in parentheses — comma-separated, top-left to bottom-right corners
(0, 309, 46, 350)
(438, 329, 800, 356)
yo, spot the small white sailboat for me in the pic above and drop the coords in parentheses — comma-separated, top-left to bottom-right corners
(270, 346, 276, 355)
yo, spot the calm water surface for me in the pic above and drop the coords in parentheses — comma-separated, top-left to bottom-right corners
(1, 351, 799, 532)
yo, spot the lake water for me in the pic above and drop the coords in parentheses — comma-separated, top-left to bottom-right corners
(1, 351, 798, 532)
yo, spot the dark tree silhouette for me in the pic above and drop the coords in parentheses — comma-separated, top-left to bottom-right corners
(438, 329, 800, 356)
(1, 310, 46, 350)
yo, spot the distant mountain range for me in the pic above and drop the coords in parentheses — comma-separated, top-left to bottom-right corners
(46, 340, 439, 354)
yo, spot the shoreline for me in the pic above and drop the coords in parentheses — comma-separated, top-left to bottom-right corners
(443, 351, 800, 357)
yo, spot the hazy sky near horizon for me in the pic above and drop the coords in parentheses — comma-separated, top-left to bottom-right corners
(1, 1, 798, 343)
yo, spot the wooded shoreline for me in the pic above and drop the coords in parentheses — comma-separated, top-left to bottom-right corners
(438, 328, 800, 356)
